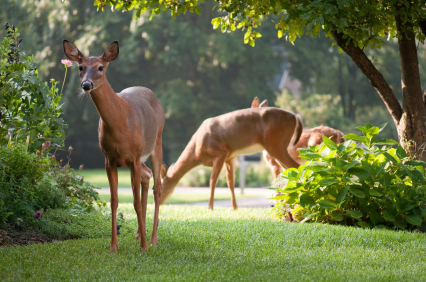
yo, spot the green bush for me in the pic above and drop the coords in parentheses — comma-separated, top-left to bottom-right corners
(270, 123, 426, 230)
(0, 144, 104, 226)
(0, 22, 66, 151)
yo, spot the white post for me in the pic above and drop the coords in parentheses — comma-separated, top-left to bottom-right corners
(239, 156, 246, 195)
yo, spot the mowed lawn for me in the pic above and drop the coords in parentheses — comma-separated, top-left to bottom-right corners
(2, 205, 426, 281)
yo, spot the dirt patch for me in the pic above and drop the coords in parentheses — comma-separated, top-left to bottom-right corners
(0, 227, 58, 247)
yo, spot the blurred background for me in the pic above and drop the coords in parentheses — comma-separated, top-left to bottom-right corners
(3, 0, 425, 187)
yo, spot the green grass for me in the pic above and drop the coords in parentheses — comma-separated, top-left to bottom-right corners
(78, 169, 142, 187)
(2, 205, 426, 281)
(98, 192, 253, 204)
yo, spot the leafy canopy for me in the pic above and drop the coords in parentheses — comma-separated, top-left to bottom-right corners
(95, 0, 426, 47)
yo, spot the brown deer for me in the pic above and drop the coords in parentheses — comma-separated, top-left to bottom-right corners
(251, 97, 345, 178)
(160, 104, 303, 210)
(63, 40, 165, 251)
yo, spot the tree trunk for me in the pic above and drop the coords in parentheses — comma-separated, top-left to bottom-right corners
(395, 8, 426, 160)
(332, 11, 426, 160)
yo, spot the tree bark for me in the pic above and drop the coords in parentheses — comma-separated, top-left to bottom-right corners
(395, 7, 426, 160)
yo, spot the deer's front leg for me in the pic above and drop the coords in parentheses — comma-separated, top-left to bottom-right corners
(131, 161, 148, 250)
(105, 159, 119, 252)
(225, 158, 238, 210)
(208, 156, 226, 210)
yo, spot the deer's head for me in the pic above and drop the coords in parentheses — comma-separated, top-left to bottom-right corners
(63, 40, 119, 93)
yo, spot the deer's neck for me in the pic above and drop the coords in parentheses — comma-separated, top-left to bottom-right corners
(89, 79, 127, 129)
(163, 147, 200, 192)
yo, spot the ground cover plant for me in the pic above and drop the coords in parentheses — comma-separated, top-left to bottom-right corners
(270, 123, 426, 231)
(1, 204, 426, 281)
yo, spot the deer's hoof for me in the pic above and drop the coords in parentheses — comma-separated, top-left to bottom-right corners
(110, 243, 119, 252)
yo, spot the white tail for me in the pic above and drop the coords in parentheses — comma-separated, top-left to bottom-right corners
(253, 98, 345, 178)
(160, 97, 303, 209)
(63, 40, 165, 251)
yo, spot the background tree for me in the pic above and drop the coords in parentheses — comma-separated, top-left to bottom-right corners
(100, 0, 426, 160)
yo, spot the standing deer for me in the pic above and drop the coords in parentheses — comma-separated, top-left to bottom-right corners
(251, 97, 345, 178)
(160, 106, 303, 210)
(63, 40, 165, 251)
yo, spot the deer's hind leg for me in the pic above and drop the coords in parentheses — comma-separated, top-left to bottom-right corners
(149, 132, 163, 246)
(130, 161, 148, 250)
(263, 140, 300, 170)
(136, 163, 151, 240)
(208, 155, 226, 210)
(225, 158, 238, 210)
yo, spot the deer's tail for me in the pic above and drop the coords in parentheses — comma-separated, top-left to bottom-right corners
(290, 114, 303, 148)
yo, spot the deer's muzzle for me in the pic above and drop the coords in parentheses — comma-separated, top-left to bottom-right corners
(81, 81, 93, 91)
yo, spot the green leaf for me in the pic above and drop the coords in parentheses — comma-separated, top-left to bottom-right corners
(369, 189, 382, 197)
(393, 219, 407, 229)
(405, 214, 422, 226)
(350, 171, 371, 182)
(318, 178, 340, 186)
(335, 186, 349, 203)
(305, 162, 329, 172)
(299, 194, 316, 208)
(357, 221, 371, 228)
(346, 210, 363, 218)
(345, 160, 360, 171)
(330, 211, 343, 221)
(318, 199, 338, 209)
(381, 152, 398, 165)
(382, 211, 395, 222)
(343, 134, 366, 143)
(378, 123, 388, 133)
(322, 135, 338, 151)
(375, 138, 398, 146)
(396, 145, 407, 159)
(405, 160, 426, 166)
(402, 204, 417, 212)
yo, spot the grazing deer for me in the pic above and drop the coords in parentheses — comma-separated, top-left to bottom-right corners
(251, 98, 345, 178)
(63, 40, 165, 251)
(160, 104, 303, 210)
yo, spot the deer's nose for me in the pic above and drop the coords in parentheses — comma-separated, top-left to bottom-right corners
(81, 81, 93, 91)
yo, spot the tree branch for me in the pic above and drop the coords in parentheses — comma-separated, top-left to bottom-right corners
(331, 31, 403, 123)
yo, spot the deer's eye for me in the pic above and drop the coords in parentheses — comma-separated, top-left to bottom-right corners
(78, 65, 83, 71)
(98, 66, 104, 71)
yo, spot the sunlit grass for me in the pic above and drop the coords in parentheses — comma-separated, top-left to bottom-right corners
(2, 205, 426, 281)
(78, 168, 141, 187)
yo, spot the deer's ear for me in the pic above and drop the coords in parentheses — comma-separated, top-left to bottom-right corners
(63, 40, 83, 63)
(251, 97, 260, 108)
(102, 41, 119, 62)
(259, 99, 268, 107)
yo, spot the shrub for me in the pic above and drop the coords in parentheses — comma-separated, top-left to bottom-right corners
(0, 22, 66, 151)
(0, 144, 104, 226)
(270, 123, 426, 230)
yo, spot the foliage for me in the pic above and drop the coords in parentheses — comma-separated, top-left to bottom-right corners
(0, 22, 66, 152)
(98, 0, 426, 48)
(0, 144, 104, 226)
(270, 123, 426, 230)
(2, 205, 426, 281)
